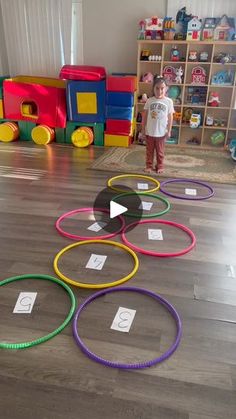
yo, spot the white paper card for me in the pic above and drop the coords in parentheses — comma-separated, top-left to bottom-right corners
(148, 229, 163, 240)
(86, 254, 107, 270)
(139, 201, 153, 211)
(137, 182, 149, 190)
(185, 188, 197, 196)
(110, 306, 136, 333)
(13, 292, 37, 314)
(87, 222, 107, 232)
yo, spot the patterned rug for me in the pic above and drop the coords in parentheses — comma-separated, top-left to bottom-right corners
(91, 145, 236, 184)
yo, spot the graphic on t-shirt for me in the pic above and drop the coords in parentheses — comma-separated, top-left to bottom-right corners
(150, 102, 167, 120)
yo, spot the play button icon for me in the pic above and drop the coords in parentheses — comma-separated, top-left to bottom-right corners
(110, 201, 127, 218)
(93, 185, 143, 234)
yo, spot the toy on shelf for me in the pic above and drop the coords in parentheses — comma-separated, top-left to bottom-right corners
(191, 66, 207, 84)
(173, 111, 182, 124)
(211, 70, 234, 85)
(140, 50, 162, 62)
(175, 7, 193, 40)
(214, 15, 235, 41)
(186, 136, 201, 145)
(170, 45, 180, 61)
(208, 92, 220, 107)
(166, 127, 179, 144)
(187, 17, 202, 41)
(205, 115, 214, 126)
(199, 52, 209, 62)
(163, 17, 176, 40)
(188, 51, 198, 61)
(140, 50, 152, 61)
(213, 118, 226, 127)
(141, 93, 148, 103)
(148, 55, 162, 62)
(186, 86, 207, 105)
(138, 20, 146, 40)
(144, 16, 164, 40)
(163, 66, 176, 83)
(202, 18, 217, 40)
(213, 53, 236, 63)
(182, 107, 193, 123)
(137, 131, 146, 145)
(189, 113, 201, 128)
(228, 139, 236, 160)
(211, 130, 225, 146)
(168, 85, 182, 105)
(137, 112, 142, 123)
(175, 67, 184, 84)
(141, 72, 154, 83)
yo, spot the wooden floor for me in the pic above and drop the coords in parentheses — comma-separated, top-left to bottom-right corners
(0, 142, 236, 419)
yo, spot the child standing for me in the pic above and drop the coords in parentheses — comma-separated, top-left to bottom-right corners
(141, 76, 174, 174)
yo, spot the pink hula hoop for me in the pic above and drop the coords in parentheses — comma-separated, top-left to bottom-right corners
(122, 219, 196, 257)
(56, 207, 125, 240)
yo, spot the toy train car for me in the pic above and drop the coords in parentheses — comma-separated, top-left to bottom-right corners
(0, 66, 137, 148)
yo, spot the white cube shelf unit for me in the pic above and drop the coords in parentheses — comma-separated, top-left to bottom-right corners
(136, 40, 236, 150)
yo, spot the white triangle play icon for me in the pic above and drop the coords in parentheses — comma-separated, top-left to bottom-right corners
(110, 201, 128, 218)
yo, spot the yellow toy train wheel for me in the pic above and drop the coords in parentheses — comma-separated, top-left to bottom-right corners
(0, 122, 19, 142)
(71, 126, 94, 148)
(31, 125, 55, 145)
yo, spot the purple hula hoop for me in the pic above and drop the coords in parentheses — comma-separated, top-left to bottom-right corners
(72, 286, 182, 369)
(160, 178, 214, 200)
(55, 207, 125, 240)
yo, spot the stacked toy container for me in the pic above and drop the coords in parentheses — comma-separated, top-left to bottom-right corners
(105, 75, 137, 147)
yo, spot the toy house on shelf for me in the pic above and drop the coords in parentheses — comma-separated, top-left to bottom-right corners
(202, 18, 216, 40)
(186, 17, 202, 41)
(191, 66, 206, 84)
(138, 16, 164, 40)
(163, 66, 176, 83)
(214, 15, 235, 41)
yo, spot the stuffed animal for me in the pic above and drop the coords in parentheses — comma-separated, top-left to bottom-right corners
(208, 92, 220, 107)
(175, 66, 184, 84)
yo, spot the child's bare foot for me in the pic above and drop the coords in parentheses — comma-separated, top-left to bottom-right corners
(156, 168, 164, 174)
(144, 167, 153, 174)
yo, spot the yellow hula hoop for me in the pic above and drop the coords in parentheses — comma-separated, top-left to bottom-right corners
(53, 239, 139, 289)
(107, 174, 160, 194)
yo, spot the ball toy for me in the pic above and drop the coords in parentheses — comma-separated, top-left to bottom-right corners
(211, 131, 225, 146)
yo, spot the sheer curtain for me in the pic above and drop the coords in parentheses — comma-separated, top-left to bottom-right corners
(0, 0, 83, 77)
(167, 0, 236, 19)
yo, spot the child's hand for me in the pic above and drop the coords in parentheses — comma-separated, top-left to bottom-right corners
(166, 131, 171, 139)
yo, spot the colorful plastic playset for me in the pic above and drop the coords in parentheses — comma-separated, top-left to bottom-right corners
(0, 67, 137, 148)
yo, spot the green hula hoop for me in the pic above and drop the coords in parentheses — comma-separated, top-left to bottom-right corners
(113, 192, 171, 218)
(0, 274, 76, 350)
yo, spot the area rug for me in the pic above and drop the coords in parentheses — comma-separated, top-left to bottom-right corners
(91, 145, 236, 184)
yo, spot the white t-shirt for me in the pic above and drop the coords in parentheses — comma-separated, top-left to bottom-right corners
(144, 96, 174, 137)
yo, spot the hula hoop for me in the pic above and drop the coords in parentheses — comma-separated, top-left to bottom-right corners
(122, 219, 196, 257)
(55, 207, 125, 240)
(54, 239, 139, 289)
(73, 286, 182, 369)
(107, 174, 160, 194)
(160, 178, 214, 200)
(113, 192, 170, 218)
(0, 274, 76, 350)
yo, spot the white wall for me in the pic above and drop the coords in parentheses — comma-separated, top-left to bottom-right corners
(167, 0, 236, 18)
(82, 0, 166, 74)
